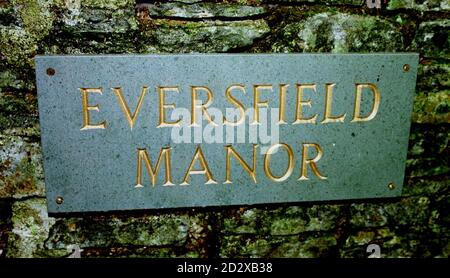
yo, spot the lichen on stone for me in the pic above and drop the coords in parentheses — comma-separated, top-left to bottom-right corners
(0, 0, 58, 68)
(272, 12, 403, 53)
(0, 135, 45, 199)
(412, 90, 450, 124)
(141, 18, 270, 53)
(412, 20, 450, 59)
(7, 198, 55, 258)
(388, 0, 450, 11)
(140, 2, 266, 19)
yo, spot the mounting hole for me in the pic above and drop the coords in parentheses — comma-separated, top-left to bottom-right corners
(46, 68, 55, 76)
(388, 183, 396, 190)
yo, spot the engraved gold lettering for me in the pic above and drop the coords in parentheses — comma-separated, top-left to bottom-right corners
(223, 84, 246, 126)
(136, 147, 174, 187)
(321, 83, 346, 123)
(351, 83, 381, 122)
(190, 86, 218, 126)
(112, 87, 148, 130)
(278, 84, 288, 124)
(252, 84, 272, 125)
(294, 84, 317, 124)
(181, 145, 217, 185)
(298, 143, 327, 180)
(263, 143, 294, 182)
(224, 144, 258, 184)
(158, 86, 182, 127)
(80, 88, 106, 130)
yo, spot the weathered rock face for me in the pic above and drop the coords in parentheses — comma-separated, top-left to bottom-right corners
(1, 0, 449, 258)
(388, 0, 450, 11)
(272, 13, 404, 53)
(141, 19, 270, 53)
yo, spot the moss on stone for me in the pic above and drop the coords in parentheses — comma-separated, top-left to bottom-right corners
(11, 0, 55, 39)
(270, 218, 307, 235)
(388, 0, 450, 11)
(272, 12, 403, 53)
(418, 61, 450, 90)
(221, 234, 337, 258)
(271, 235, 337, 258)
(351, 197, 432, 230)
(220, 235, 273, 257)
(0, 136, 44, 198)
(0, 70, 28, 91)
(140, 19, 269, 53)
(0, 0, 58, 68)
(42, 213, 207, 255)
(0, 92, 38, 132)
(143, 2, 266, 19)
(7, 198, 55, 257)
(412, 20, 450, 59)
(81, 0, 134, 9)
(412, 91, 450, 124)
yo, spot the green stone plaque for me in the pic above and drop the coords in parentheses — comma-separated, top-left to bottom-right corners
(35, 54, 418, 213)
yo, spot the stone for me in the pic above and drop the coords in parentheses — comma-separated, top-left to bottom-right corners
(0, 135, 45, 199)
(43, 213, 207, 250)
(406, 156, 450, 178)
(0, 92, 38, 132)
(140, 2, 266, 19)
(270, 218, 307, 235)
(41, 0, 139, 55)
(220, 234, 337, 257)
(81, 246, 201, 258)
(222, 208, 260, 234)
(0, 70, 29, 91)
(56, 1, 138, 34)
(219, 235, 273, 257)
(0, 27, 39, 68)
(412, 20, 450, 59)
(350, 197, 431, 230)
(267, 205, 342, 235)
(261, 0, 361, 5)
(0, 1, 16, 26)
(341, 228, 409, 258)
(303, 205, 343, 232)
(387, 0, 450, 11)
(141, 19, 269, 53)
(403, 178, 450, 198)
(270, 235, 337, 258)
(7, 198, 56, 258)
(272, 12, 403, 53)
(341, 219, 450, 258)
(222, 205, 342, 235)
(412, 91, 450, 124)
(417, 61, 450, 90)
(0, 0, 58, 68)
(79, 0, 134, 9)
(408, 124, 449, 157)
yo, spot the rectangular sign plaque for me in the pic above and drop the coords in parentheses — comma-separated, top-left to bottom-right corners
(36, 54, 418, 213)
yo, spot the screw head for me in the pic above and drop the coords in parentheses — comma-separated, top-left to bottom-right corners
(46, 68, 55, 76)
(402, 64, 410, 72)
(388, 183, 396, 190)
(56, 196, 64, 204)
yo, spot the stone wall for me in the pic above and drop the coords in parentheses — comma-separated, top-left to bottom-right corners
(0, 0, 449, 258)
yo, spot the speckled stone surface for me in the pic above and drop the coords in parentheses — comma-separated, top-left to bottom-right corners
(35, 53, 418, 213)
